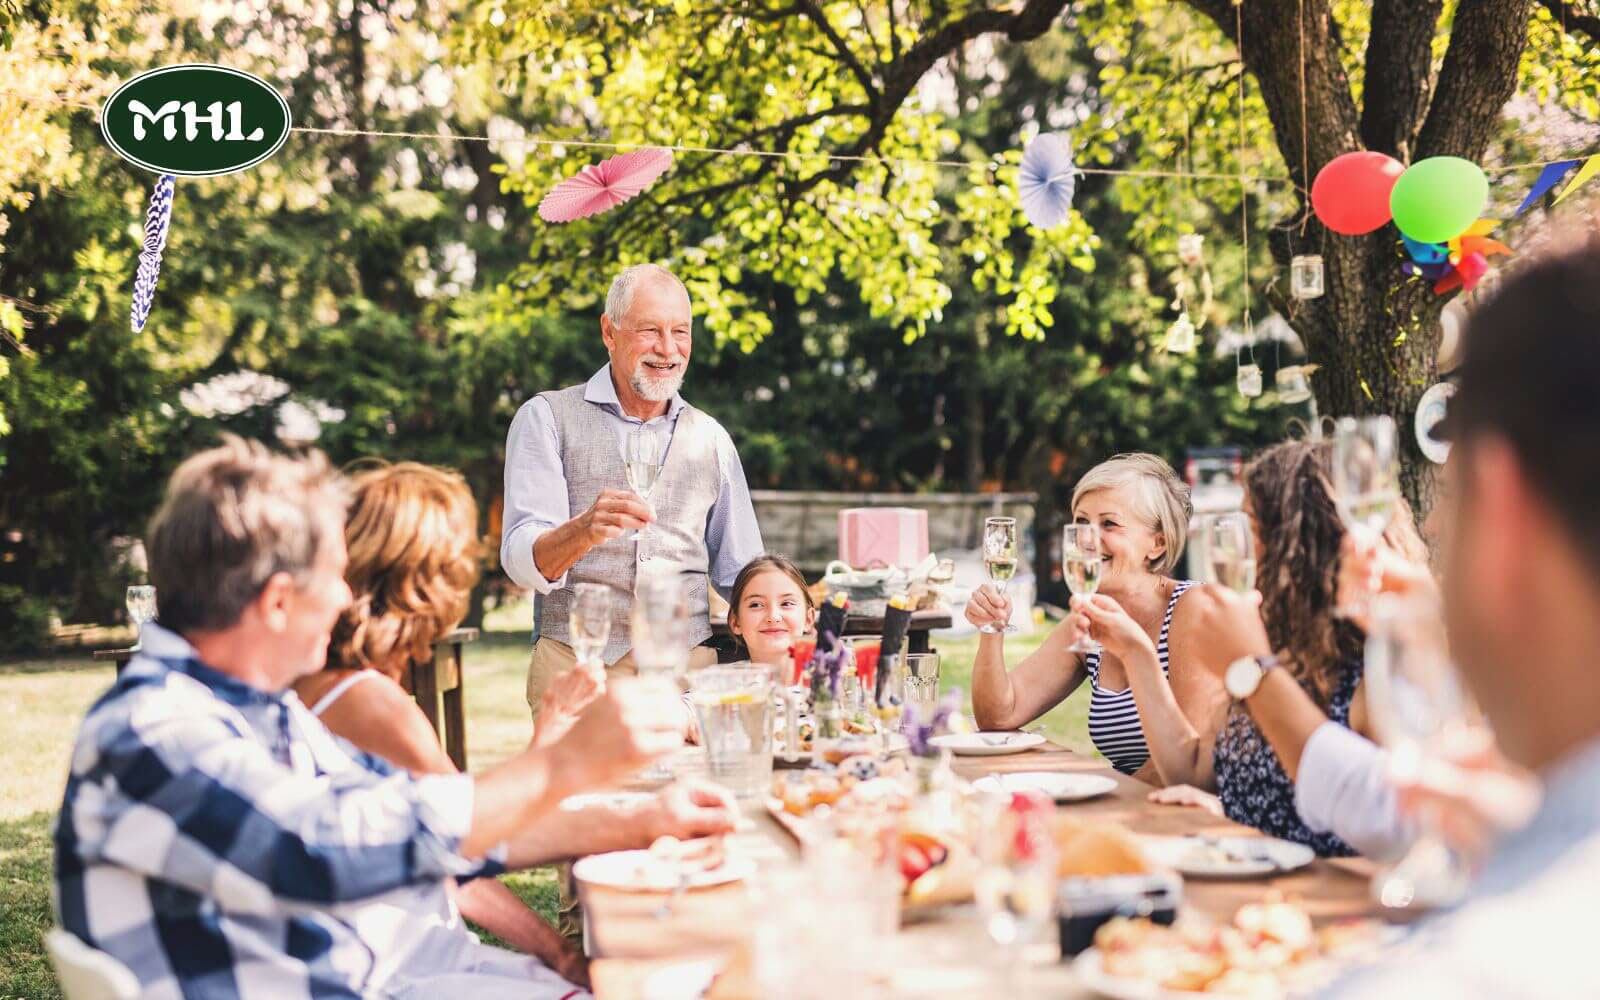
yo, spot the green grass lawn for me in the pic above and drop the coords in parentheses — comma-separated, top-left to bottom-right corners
(0, 613, 1086, 997)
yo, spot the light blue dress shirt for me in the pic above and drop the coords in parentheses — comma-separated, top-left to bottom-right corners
(499, 364, 764, 612)
(1319, 737, 1600, 997)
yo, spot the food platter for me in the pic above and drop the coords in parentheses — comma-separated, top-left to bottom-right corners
(1139, 835, 1315, 879)
(973, 771, 1118, 802)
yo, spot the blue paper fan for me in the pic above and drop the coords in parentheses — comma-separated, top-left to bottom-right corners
(131, 173, 175, 333)
(1016, 132, 1078, 228)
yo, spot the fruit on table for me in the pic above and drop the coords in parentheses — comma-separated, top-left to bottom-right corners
(899, 831, 949, 883)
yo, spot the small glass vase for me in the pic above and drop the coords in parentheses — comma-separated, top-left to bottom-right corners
(911, 748, 955, 796)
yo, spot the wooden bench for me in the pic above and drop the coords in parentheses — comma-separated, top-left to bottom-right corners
(410, 627, 478, 772)
(95, 628, 480, 773)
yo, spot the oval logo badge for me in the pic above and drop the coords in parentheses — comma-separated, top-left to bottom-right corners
(100, 64, 291, 177)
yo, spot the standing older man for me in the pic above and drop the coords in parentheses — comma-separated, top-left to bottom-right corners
(501, 263, 763, 722)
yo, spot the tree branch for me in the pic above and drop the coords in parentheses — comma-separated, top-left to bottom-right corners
(1360, 0, 1443, 158)
(797, 0, 882, 108)
(1415, 0, 1534, 160)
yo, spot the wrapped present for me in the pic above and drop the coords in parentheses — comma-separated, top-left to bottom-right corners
(839, 507, 929, 569)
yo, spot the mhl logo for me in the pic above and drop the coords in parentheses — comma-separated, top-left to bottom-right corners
(101, 64, 292, 177)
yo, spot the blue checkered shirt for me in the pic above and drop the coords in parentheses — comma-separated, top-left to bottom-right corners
(54, 624, 505, 998)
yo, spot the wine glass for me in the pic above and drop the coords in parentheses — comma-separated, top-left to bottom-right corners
(981, 517, 1020, 635)
(1364, 592, 1473, 909)
(568, 582, 613, 669)
(1200, 512, 1256, 595)
(632, 570, 691, 780)
(976, 789, 1058, 994)
(623, 425, 663, 543)
(125, 586, 157, 645)
(1332, 416, 1400, 616)
(1061, 523, 1103, 654)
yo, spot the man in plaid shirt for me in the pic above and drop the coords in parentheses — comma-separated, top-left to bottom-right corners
(54, 438, 719, 998)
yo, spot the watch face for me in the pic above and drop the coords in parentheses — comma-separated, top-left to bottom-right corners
(1226, 657, 1262, 699)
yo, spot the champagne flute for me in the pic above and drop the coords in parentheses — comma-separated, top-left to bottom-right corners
(1364, 592, 1473, 909)
(976, 789, 1058, 995)
(632, 570, 691, 780)
(1332, 416, 1400, 616)
(568, 582, 613, 670)
(1200, 512, 1256, 595)
(623, 425, 663, 543)
(873, 654, 907, 750)
(125, 585, 157, 645)
(1061, 523, 1103, 654)
(981, 517, 1021, 635)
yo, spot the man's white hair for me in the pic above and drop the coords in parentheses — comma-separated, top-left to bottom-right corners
(605, 264, 689, 326)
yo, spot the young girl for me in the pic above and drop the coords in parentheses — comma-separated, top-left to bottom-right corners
(726, 553, 816, 667)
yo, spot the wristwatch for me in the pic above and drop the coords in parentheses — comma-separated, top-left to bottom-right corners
(1224, 653, 1281, 700)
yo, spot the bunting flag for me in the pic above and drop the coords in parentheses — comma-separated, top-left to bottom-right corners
(131, 173, 176, 332)
(1552, 154, 1600, 207)
(1514, 160, 1581, 215)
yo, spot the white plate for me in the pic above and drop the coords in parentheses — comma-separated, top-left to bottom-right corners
(973, 771, 1118, 802)
(573, 848, 754, 893)
(1072, 948, 1215, 1000)
(929, 731, 1047, 756)
(1140, 835, 1315, 879)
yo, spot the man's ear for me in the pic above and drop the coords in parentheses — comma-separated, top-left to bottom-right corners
(601, 314, 618, 354)
(254, 571, 297, 633)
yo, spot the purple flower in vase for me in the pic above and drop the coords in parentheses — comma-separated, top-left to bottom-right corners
(901, 689, 961, 758)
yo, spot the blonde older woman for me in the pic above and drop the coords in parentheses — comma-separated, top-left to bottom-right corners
(970, 453, 1224, 784)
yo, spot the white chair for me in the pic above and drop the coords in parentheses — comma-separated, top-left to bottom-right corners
(44, 928, 139, 1000)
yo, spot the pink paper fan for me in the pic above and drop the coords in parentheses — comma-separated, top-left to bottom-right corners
(538, 147, 674, 223)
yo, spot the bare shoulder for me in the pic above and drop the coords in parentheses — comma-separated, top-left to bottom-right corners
(314, 669, 454, 775)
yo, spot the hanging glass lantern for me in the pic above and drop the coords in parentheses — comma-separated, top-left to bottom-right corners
(1290, 254, 1325, 299)
(1165, 313, 1196, 353)
(1236, 362, 1263, 398)
(1275, 364, 1313, 403)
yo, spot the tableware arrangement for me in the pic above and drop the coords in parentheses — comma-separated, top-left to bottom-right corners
(1139, 834, 1315, 879)
(973, 771, 1118, 803)
(929, 731, 1047, 756)
(573, 845, 752, 893)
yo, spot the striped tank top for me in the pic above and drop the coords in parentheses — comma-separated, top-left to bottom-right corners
(1085, 580, 1195, 775)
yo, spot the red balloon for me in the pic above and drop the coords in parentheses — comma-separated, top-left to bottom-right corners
(1311, 151, 1406, 235)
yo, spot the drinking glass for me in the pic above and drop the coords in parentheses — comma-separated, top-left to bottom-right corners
(568, 582, 613, 668)
(689, 664, 776, 802)
(125, 586, 157, 643)
(981, 516, 1020, 634)
(976, 789, 1058, 995)
(632, 571, 691, 779)
(623, 425, 663, 542)
(1061, 523, 1103, 654)
(1332, 416, 1400, 616)
(902, 652, 941, 720)
(872, 654, 907, 749)
(1364, 592, 1473, 909)
(1200, 512, 1256, 595)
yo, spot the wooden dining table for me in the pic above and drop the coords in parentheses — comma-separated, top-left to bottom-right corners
(584, 742, 1407, 998)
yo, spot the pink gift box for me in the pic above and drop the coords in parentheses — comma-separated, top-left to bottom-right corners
(838, 507, 928, 569)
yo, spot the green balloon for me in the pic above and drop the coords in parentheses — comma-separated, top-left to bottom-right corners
(1389, 157, 1489, 244)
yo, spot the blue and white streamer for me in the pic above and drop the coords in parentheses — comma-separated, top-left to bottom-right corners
(130, 173, 175, 333)
(1016, 132, 1078, 229)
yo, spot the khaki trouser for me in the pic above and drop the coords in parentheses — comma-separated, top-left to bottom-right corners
(526, 637, 718, 946)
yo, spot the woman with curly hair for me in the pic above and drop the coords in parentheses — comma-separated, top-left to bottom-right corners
(292, 462, 602, 986)
(1145, 439, 1430, 858)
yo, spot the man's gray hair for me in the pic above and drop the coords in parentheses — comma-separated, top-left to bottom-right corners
(604, 263, 689, 326)
(146, 435, 349, 633)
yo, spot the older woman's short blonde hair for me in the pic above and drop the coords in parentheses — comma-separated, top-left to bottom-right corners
(1070, 453, 1193, 576)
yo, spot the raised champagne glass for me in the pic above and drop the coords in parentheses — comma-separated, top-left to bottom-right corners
(1200, 512, 1256, 595)
(623, 424, 663, 543)
(632, 570, 691, 780)
(981, 516, 1021, 635)
(1061, 523, 1103, 654)
(568, 582, 613, 670)
(1332, 415, 1400, 616)
(125, 586, 157, 646)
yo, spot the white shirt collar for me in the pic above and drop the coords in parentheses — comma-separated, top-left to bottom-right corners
(585, 363, 686, 422)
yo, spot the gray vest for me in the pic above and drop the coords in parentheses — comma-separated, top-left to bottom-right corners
(537, 384, 721, 663)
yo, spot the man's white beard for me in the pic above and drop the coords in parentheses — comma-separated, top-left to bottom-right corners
(631, 364, 684, 402)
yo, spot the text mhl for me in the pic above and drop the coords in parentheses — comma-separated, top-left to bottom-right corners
(127, 100, 266, 142)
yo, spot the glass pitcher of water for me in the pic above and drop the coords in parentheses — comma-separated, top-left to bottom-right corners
(690, 665, 781, 802)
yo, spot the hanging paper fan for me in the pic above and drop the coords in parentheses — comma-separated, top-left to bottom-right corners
(1016, 132, 1078, 228)
(131, 173, 176, 332)
(538, 147, 674, 223)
